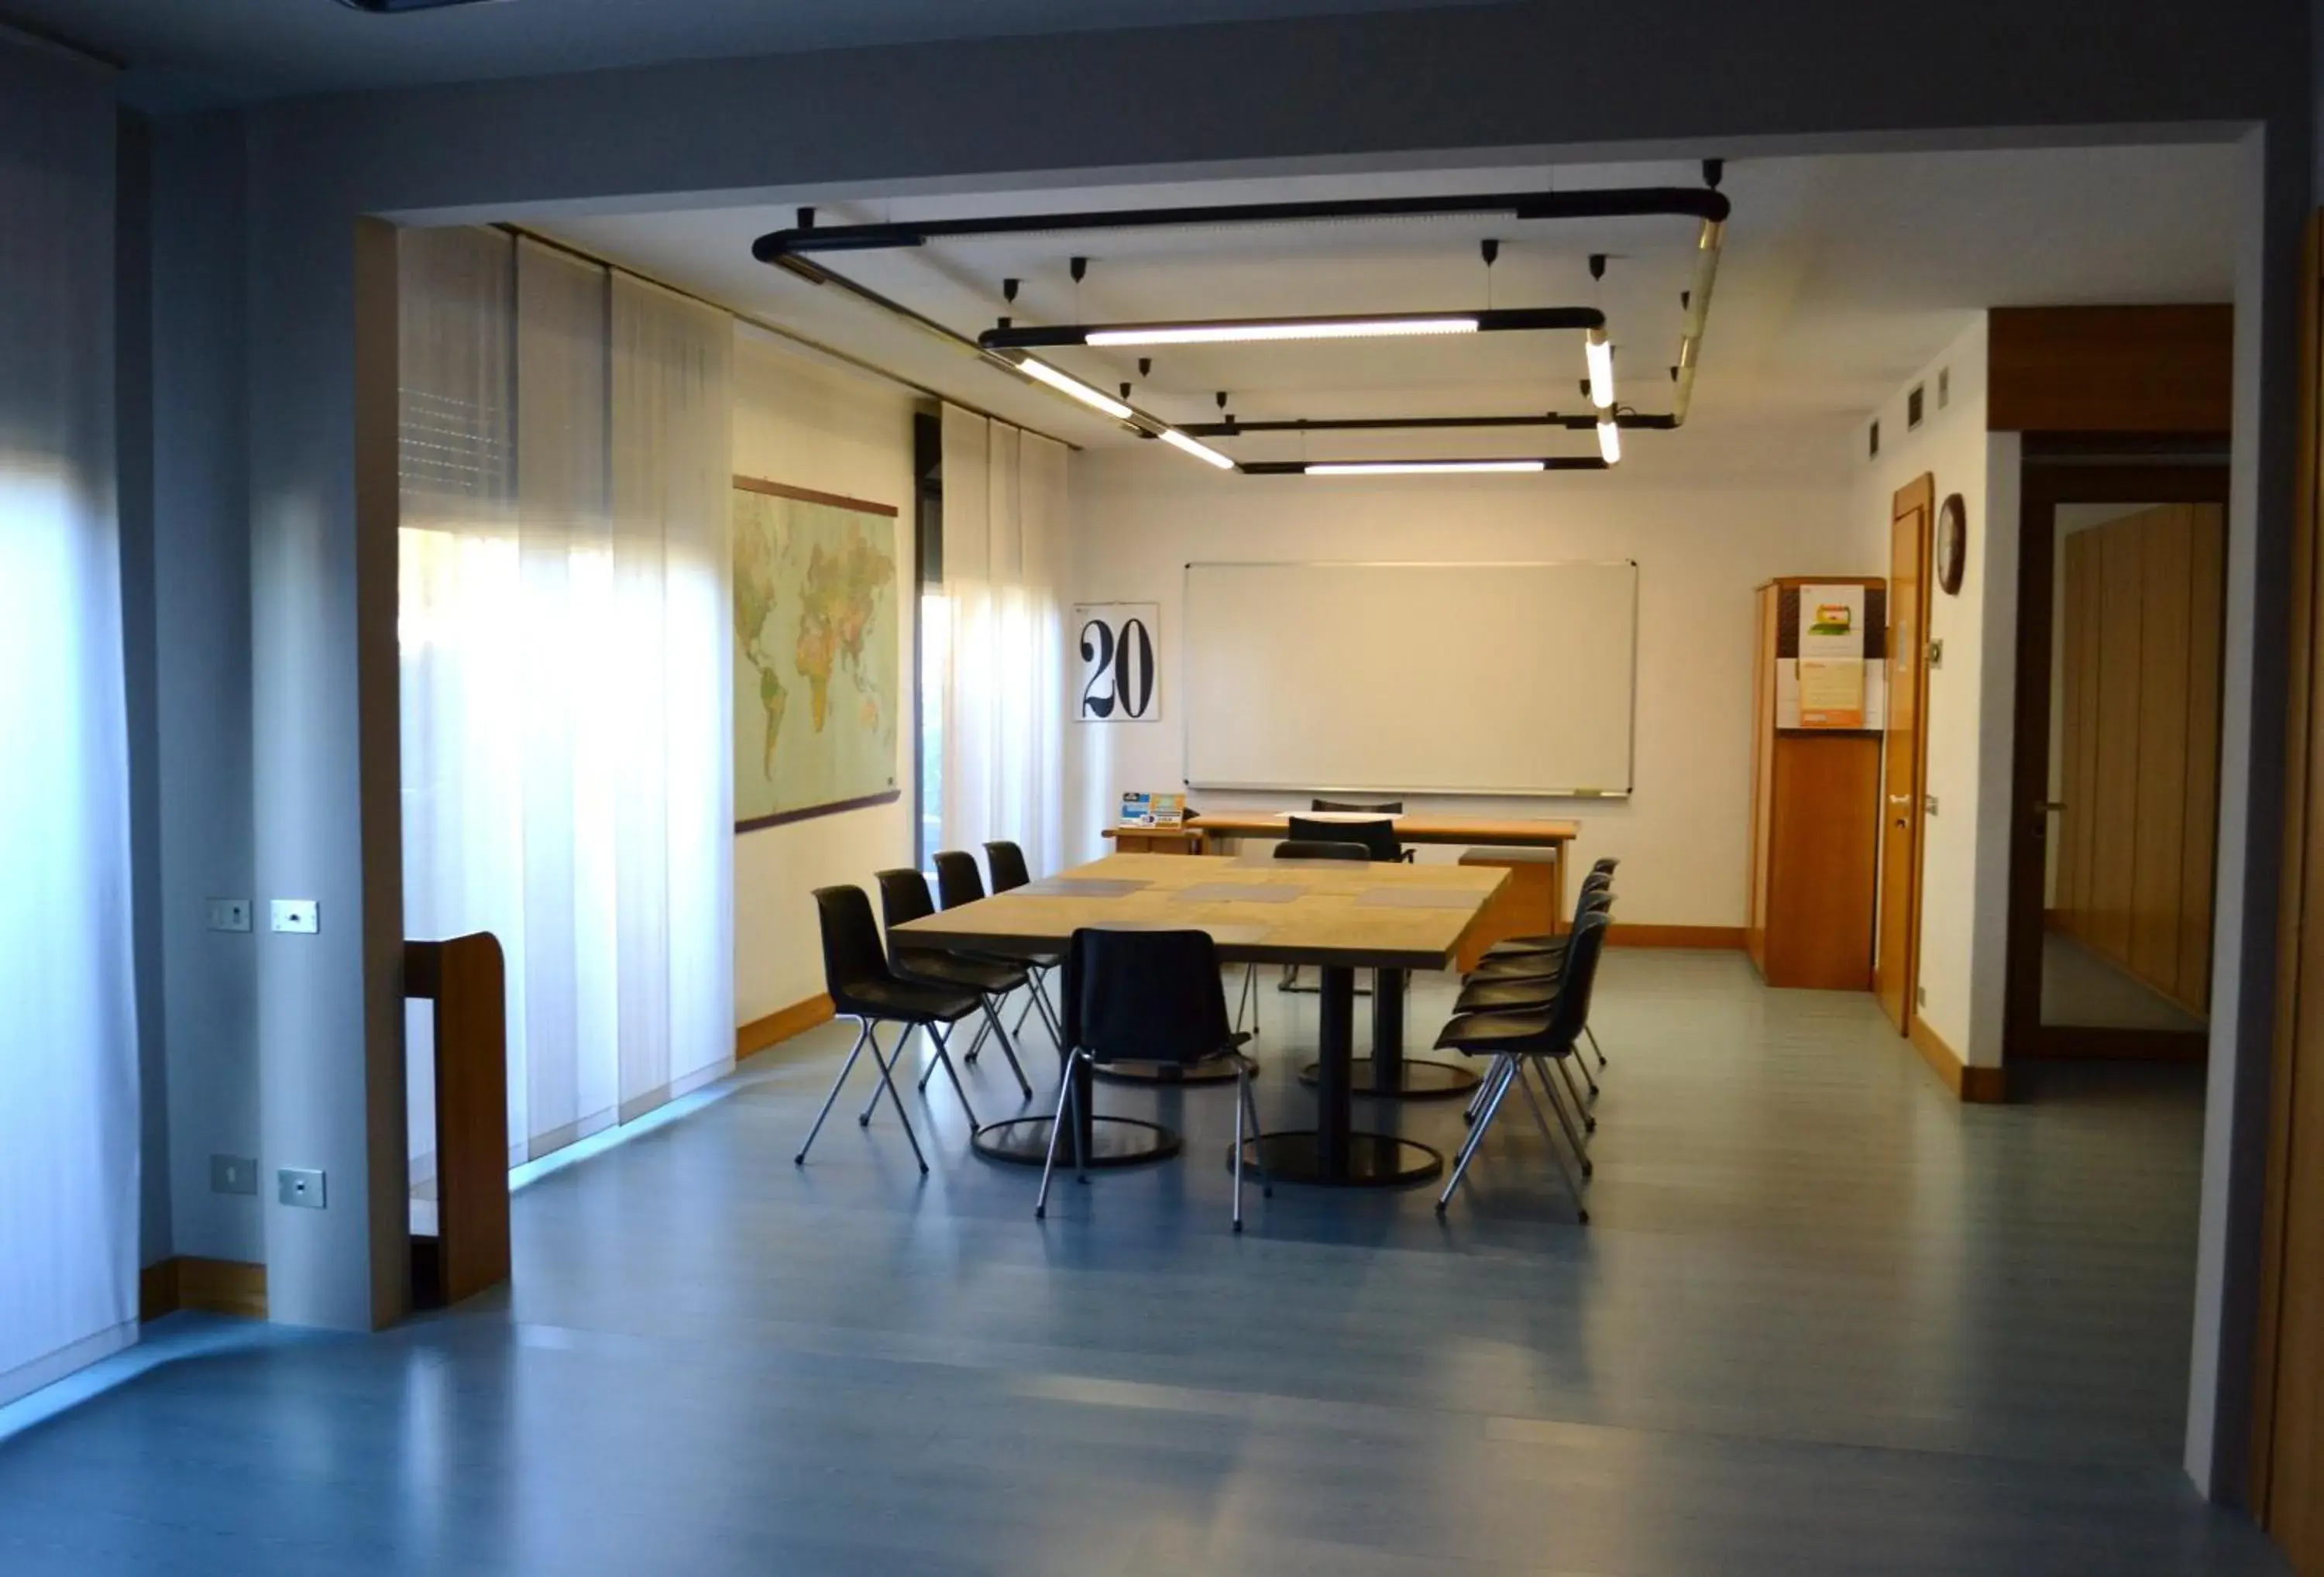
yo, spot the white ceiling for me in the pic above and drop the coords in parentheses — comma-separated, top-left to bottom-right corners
(6, 0, 1483, 107)
(534, 142, 2240, 470)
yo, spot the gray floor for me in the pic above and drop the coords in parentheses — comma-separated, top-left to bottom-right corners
(0, 952, 2288, 1575)
(2041, 928, 2208, 1033)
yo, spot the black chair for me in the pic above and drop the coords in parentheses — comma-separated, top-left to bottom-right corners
(1037, 927, 1270, 1230)
(982, 840, 1065, 1042)
(1311, 798, 1403, 814)
(793, 885, 983, 1174)
(1432, 910, 1612, 1221)
(874, 868, 1034, 1101)
(1233, 838, 1371, 1033)
(1478, 858, 1621, 958)
(935, 847, 1064, 1050)
(1457, 886, 1614, 1122)
(1287, 813, 1403, 864)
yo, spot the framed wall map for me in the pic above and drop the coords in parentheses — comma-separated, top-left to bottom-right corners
(732, 477, 902, 832)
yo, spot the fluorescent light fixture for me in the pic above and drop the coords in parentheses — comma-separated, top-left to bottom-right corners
(1088, 316, 1480, 347)
(1587, 329, 1616, 410)
(1011, 356, 1134, 419)
(1157, 428, 1237, 470)
(1306, 460, 1548, 476)
(1597, 419, 1622, 465)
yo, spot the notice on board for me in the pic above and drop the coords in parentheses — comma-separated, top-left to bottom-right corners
(1793, 584, 1872, 730)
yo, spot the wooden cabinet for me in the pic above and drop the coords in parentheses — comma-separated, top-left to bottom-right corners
(1746, 581, 1883, 991)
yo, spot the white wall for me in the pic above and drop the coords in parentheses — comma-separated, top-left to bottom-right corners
(1064, 425, 1863, 928)
(730, 325, 920, 1029)
(1851, 314, 2019, 1066)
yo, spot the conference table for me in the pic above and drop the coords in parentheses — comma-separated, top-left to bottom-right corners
(889, 851, 1508, 1187)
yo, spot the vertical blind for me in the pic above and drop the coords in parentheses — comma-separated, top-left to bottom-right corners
(938, 405, 1068, 875)
(0, 41, 138, 1405)
(398, 228, 732, 1180)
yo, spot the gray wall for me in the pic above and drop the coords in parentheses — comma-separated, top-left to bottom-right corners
(121, 0, 2307, 1501)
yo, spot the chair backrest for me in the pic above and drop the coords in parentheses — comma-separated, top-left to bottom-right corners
(812, 885, 894, 1009)
(1287, 814, 1401, 863)
(984, 840, 1033, 893)
(933, 849, 986, 910)
(1276, 839, 1372, 862)
(1590, 857, 1619, 878)
(873, 867, 938, 936)
(1312, 798, 1403, 814)
(1540, 911, 1613, 1049)
(1062, 927, 1233, 1066)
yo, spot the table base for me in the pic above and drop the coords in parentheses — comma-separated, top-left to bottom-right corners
(971, 1115, 1181, 1169)
(1238, 1130, 1442, 1187)
(1093, 1056, 1243, 1087)
(1298, 1056, 1480, 1100)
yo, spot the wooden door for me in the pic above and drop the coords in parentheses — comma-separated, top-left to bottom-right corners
(1876, 476, 1933, 1032)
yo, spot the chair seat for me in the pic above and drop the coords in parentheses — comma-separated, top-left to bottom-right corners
(1433, 1007, 1559, 1053)
(1483, 933, 1567, 957)
(1453, 975, 1561, 1013)
(833, 976, 981, 1024)
(1466, 952, 1565, 981)
(895, 951, 1028, 995)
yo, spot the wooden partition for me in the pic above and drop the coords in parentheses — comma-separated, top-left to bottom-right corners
(404, 933, 510, 1310)
(2051, 505, 2225, 1015)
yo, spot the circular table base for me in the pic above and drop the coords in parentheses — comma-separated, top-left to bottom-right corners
(1093, 1056, 1243, 1087)
(1239, 1129, 1442, 1187)
(971, 1115, 1181, 1169)
(1297, 1057, 1480, 1100)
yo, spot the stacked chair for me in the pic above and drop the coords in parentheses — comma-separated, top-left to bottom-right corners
(873, 868, 1035, 1101)
(1428, 858, 1621, 1223)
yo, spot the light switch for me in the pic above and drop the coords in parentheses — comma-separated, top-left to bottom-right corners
(206, 898, 252, 933)
(277, 1168, 326, 1209)
(270, 899, 319, 935)
(211, 1155, 258, 1196)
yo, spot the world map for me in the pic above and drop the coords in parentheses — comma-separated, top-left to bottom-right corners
(732, 484, 900, 828)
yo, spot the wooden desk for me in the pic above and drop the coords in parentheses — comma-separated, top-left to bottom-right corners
(894, 854, 1508, 1186)
(1102, 811, 1580, 958)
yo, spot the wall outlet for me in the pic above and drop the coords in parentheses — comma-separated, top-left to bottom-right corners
(1917, 985, 1928, 1007)
(210, 1154, 259, 1196)
(1927, 637, 1944, 668)
(277, 1168, 326, 1209)
(270, 899, 320, 935)
(1925, 794, 1941, 816)
(205, 898, 252, 933)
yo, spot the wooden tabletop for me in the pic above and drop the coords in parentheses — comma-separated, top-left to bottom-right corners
(890, 853, 1508, 971)
(1103, 810, 1581, 846)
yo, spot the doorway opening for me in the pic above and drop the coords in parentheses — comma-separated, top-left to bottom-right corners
(2006, 454, 2229, 1061)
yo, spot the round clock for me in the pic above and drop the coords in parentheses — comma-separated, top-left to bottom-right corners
(1936, 493, 1968, 596)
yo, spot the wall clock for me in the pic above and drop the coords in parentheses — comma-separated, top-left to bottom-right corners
(1936, 493, 1968, 596)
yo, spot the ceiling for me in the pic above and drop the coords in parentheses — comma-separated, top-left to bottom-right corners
(4, 0, 1482, 108)
(533, 142, 2240, 470)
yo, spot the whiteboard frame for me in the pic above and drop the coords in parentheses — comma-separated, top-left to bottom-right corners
(1178, 558, 1639, 799)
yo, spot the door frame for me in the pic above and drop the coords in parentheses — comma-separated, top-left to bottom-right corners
(2004, 456, 2229, 1062)
(1879, 475, 1934, 1036)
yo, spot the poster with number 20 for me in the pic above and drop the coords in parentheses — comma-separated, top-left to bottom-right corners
(1071, 603, 1160, 722)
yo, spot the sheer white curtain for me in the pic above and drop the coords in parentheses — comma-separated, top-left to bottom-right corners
(398, 230, 732, 1173)
(0, 41, 138, 1405)
(939, 405, 1067, 874)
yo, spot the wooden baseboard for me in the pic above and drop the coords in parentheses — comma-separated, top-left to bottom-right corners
(2014, 1026, 2209, 1062)
(140, 1256, 268, 1322)
(1607, 924, 1746, 950)
(1910, 1015, 2008, 1102)
(737, 993, 836, 1060)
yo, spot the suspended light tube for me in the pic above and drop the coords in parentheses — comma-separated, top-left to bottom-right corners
(980, 306, 1600, 352)
(1309, 459, 1545, 476)
(1597, 420, 1623, 466)
(1586, 329, 1616, 411)
(1009, 354, 1135, 419)
(1157, 428, 1236, 469)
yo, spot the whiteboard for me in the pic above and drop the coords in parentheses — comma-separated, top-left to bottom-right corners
(1181, 561, 1637, 797)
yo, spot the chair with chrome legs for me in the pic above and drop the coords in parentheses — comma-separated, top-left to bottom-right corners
(982, 840, 1065, 1046)
(1432, 909, 1612, 1223)
(1234, 838, 1370, 1034)
(935, 847, 1066, 1053)
(874, 868, 1036, 1102)
(1464, 859, 1621, 1074)
(1037, 926, 1271, 1231)
(1457, 885, 1614, 1127)
(793, 885, 984, 1175)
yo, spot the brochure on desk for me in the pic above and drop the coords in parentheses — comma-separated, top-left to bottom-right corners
(1119, 791, 1187, 828)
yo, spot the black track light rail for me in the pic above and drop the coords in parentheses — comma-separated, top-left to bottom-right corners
(1237, 457, 1612, 476)
(1179, 411, 1678, 436)
(753, 187, 1731, 262)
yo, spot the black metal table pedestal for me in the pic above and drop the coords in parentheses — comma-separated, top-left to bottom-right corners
(1254, 964, 1443, 1187)
(971, 1053, 1181, 1167)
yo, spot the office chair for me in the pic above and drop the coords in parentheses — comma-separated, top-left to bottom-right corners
(793, 885, 983, 1174)
(982, 840, 1064, 1046)
(1037, 927, 1270, 1231)
(873, 868, 1035, 1102)
(934, 847, 1064, 1052)
(1432, 910, 1612, 1223)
